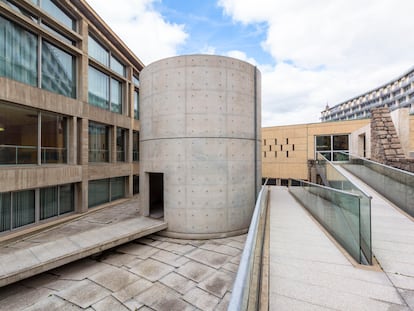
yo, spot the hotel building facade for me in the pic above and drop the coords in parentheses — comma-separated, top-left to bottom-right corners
(0, 0, 142, 236)
(321, 67, 414, 122)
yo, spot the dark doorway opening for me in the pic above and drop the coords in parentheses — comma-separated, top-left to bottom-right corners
(149, 173, 164, 219)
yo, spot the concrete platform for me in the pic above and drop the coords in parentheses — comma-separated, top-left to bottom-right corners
(268, 187, 409, 310)
(0, 197, 167, 287)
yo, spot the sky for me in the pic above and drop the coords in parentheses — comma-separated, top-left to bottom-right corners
(85, 0, 414, 126)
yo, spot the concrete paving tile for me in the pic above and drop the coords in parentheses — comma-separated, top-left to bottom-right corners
(117, 243, 159, 259)
(99, 252, 138, 267)
(389, 274, 414, 290)
(50, 258, 109, 280)
(215, 292, 231, 311)
(200, 243, 241, 256)
(124, 298, 144, 311)
(176, 261, 216, 283)
(380, 261, 414, 278)
(225, 240, 245, 250)
(137, 306, 156, 311)
(398, 289, 414, 310)
(20, 295, 81, 311)
(185, 249, 229, 269)
(160, 271, 197, 295)
(151, 249, 190, 267)
(197, 270, 235, 298)
(271, 276, 401, 311)
(135, 283, 194, 311)
(0, 283, 28, 301)
(112, 278, 153, 302)
(221, 262, 239, 273)
(123, 257, 143, 269)
(19, 273, 59, 289)
(56, 279, 111, 309)
(88, 265, 140, 292)
(162, 243, 197, 255)
(183, 287, 220, 311)
(270, 294, 336, 311)
(0, 287, 52, 311)
(92, 296, 129, 311)
(41, 279, 80, 291)
(28, 239, 79, 262)
(270, 262, 403, 305)
(0, 248, 40, 276)
(226, 234, 247, 243)
(129, 258, 174, 282)
(137, 237, 163, 247)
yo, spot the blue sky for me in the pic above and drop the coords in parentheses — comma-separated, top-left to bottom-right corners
(86, 0, 414, 126)
(152, 0, 273, 65)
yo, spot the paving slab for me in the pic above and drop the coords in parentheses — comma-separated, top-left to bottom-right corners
(21, 295, 82, 311)
(176, 261, 216, 283)
(129, 258, 175, 282)
(268, 186, 408, 311)
(197, 270, 235, 298)
(185, 248, 229, 269)
(88, 265, 140, 292)
(92, 296, 129, 311)
(160, 272, 197, 295)
(0, 198, 167, 287)
(112, 278, 153, 302)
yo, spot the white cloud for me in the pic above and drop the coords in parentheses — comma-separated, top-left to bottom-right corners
(85, 0, 188, 65)
(218, 0, 414, 126)
(226, 50, 257, 66)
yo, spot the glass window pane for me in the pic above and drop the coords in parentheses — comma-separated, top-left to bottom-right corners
(88, 66, 109, 109)
(333, 152, 349, 162)
(40, 186, 58, 220)
(111, 177, 124, 201)
(333, 135, 349, 150)
(316, 135, 331, 151)
(133, 131, 139, 162)
(116, 128, 125, 162)
(0, 102, 38, 165)
(42, 40, 76, 98)
(0, 16, 38, 86)
(133, 175, 139, 194)
(110, 78, 122, 114)
(88, 35, 109, 66)
(110, 55, 125, 77)
(41, 112, 67, 164)
(134, 90, 139, 119)
(41, 0, 75, 30)
(88, 122, 109, 162)
(59, 184, 74, 214)
(41, 22, 74, 45)
(0, 192, 11, 232)
(12, 189, 35, 228)
(133, 75, 140, 87)
(88, 179, 109, 208)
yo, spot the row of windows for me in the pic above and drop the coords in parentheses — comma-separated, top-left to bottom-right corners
(0, 14, 140, 119)
(88, 177, 125, 208)
(0, 184, 74, 233)
(0, 15, 76, 97)
(0, 102, 139, 165)
(316, 134, 349, 161)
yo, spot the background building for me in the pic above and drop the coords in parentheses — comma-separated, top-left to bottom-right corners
(0, 0, 143, 235)
(321, 67, 414, 122)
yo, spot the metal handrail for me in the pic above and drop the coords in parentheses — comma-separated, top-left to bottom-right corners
(228, 181, 269, 311)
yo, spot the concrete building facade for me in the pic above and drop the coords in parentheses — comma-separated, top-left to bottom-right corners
(0, 0, 143, 237)
(139, 55, 262, 238)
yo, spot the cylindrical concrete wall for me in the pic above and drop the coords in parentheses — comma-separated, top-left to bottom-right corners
(140, 54, 261, 239)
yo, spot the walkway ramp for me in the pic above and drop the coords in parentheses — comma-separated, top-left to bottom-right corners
(0, 198, 167, 287)
(335, 165, 414, 308)
(268, 186, 408, 310)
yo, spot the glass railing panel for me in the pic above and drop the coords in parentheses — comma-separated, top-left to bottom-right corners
(315, 153, 372, 264)
(341, 153, 414, 218)
(289, 180, 362, 263)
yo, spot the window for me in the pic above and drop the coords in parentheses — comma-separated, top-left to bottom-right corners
(41, 112, 67, 164)
(134, 90, 139, 119)
(1, 189, 36, 232)
(0, 16, 38, 86)
(133, 75, 140, 87)
(88, 122, 109, 162)
(88, 35, 125, 77)
(40, 185, 74, 220)
(40, 0, 76, 30)
(116, 128, 126, 162)
(133, 131, 139, 161)
(88, 177, 126, 208)
(0, 102, 68, 165)
(88, 66, 123, 113)
(41, 40, 76, 98)
(133, 175, 139, 194)
(316, 134, 349, 161)
(0, 16, 77, 98)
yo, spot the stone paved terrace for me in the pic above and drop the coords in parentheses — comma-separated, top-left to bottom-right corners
(0, 197, 167, 288)
(0, 232, 245, 311)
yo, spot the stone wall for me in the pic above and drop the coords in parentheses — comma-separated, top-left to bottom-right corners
(371, 107, 414, 172)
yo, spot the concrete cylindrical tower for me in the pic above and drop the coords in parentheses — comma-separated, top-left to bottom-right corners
(140, 55, 261, 239)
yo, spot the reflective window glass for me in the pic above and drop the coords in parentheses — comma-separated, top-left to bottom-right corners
(111, 78, 122, 113)
(88, 66, 109, 109)
(41, 112, 67, 164)
(88, 35, 109, 66)
(0, 16, 38, 86)
(116, 128, 126, 162)
(42, 40, 76, 98)
(134, 90, 139, 119)
(12, 189, 35, 228)
(88, 122, 109, 162)
(41, 0, 75, 30)
(110, 55, 125, 77)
